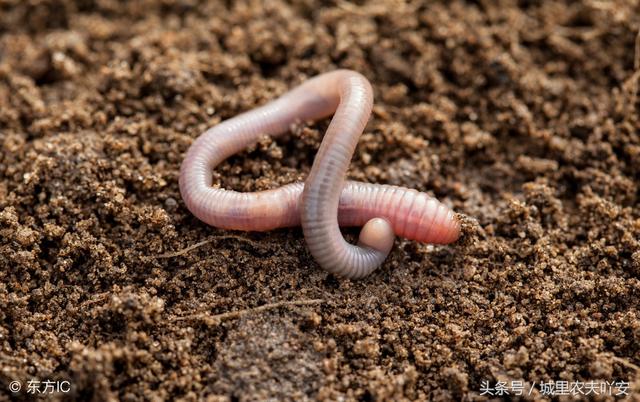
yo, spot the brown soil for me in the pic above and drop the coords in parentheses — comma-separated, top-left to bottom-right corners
(1, 0, 640, 401)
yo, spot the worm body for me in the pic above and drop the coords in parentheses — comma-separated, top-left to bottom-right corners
(179, 70, 460, 278)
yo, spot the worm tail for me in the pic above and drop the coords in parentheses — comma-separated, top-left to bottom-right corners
(337, 183, 460, 245)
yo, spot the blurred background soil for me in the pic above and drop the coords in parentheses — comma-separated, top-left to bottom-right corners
(1, 0, 640, 400)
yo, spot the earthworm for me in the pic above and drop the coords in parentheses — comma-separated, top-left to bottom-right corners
(179, 70, 460, 278)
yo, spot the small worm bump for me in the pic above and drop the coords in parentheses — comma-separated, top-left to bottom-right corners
(179, 70, 460, 278)
(357, 217, 395, 254)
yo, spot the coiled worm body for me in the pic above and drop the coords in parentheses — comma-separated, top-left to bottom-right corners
(179, 70, 460, 278)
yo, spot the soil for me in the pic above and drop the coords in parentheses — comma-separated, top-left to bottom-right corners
(1, 0, 640, 401)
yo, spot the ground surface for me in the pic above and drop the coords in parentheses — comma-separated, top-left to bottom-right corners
(1, 0, 640, 401)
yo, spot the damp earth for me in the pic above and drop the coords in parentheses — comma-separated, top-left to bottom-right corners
(1, 1, 639, 400)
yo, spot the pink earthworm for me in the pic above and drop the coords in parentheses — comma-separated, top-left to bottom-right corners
(179, 69, 460, 278)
